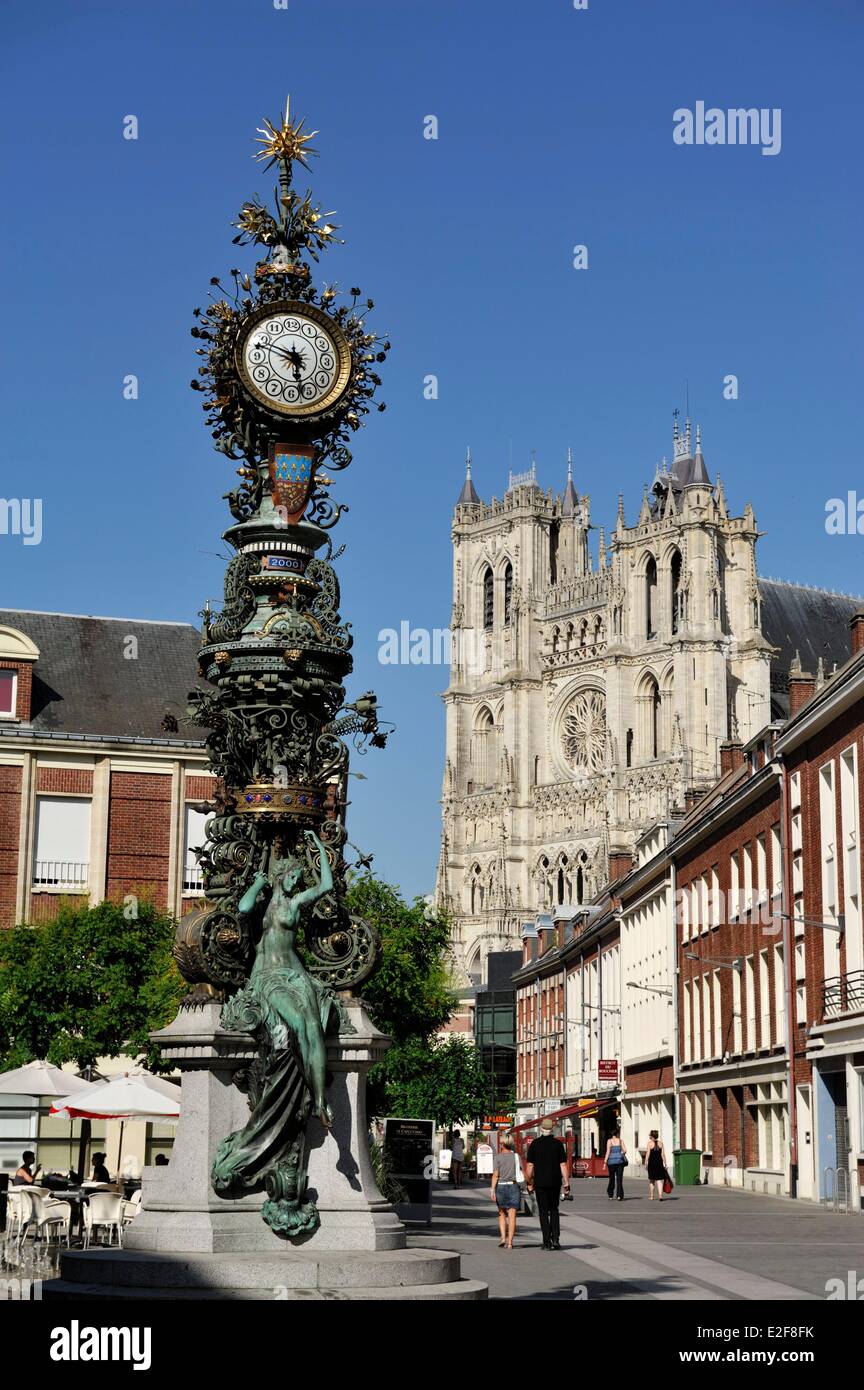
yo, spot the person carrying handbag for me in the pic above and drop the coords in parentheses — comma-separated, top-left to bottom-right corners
(604, 1130, 628, 1201)
(645, 1129, 669, 1201)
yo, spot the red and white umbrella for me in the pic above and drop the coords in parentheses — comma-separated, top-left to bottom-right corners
(51, 1069, 180, 1121)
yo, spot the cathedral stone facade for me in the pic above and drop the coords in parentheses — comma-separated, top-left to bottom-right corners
(436, 421, 857, 983)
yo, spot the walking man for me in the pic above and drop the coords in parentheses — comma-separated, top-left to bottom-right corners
(524, 1117, 570, 1251)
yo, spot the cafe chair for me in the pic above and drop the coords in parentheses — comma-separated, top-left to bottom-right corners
(83, 1191, 125, 1248)
(122, 1189, 142, 1225)
(19, 1188, 72, 1246)
(5, 1188, 27, 1242)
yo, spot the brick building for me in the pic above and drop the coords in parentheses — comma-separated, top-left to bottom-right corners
(514, 608, 864, 1207)
(514, 899, 621, 1160)
(775, 618, 864, 1205)
(673, 728, 788, 1193)
(0, 610, 211, 927)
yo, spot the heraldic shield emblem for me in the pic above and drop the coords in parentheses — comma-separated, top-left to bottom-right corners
(269, 444, 316, 523)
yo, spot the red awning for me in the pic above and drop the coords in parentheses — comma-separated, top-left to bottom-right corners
(510, 1094, 619, 1134)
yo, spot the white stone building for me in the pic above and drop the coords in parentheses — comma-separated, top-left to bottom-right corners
(436, 419, 811, 985)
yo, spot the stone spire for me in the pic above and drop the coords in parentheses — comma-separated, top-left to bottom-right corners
(456, 446, 480, 506)
(562, 446, 579, 516)
(691, 423, 710, 484)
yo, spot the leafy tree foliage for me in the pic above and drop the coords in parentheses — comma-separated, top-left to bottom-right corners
(0, 898, 185, 1072)
(380, 1035, 491, 1128)
(346, 875, 490, 1123)
(346, 876, 456, 1041)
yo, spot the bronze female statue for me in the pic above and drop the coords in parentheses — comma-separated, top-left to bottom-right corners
(211, 829, 340, 1235)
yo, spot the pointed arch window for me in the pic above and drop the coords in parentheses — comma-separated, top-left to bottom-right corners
(473, 707, 495, 786)
(537, 855, 551, 908)
(483, 567, 494, 630)
(671, 549, 683, 634)
(470, 863, 484, 914)
(646, 556, 658, 640)
(651, 681, 661, 758)
(503, 562, 513, 625)
(639, 676, 662, 759)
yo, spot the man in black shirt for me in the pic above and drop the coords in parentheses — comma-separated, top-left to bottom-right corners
(524, 1118, 570, 1250)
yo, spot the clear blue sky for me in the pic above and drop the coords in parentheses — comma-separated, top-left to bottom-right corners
(2, 0, 862, 899)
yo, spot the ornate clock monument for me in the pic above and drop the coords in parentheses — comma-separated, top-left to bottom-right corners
(48, 103, 485, 1300)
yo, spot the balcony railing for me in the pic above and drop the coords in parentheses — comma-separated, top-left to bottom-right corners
(823, 969, 864, 1019)
(32, 860, 89, 890)
(183, 861, 205, 892)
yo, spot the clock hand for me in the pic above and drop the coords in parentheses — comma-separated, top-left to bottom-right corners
(252, 338, 303, 366)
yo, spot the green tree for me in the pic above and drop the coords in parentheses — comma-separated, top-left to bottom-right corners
(346, 875, 490, 1124)
(346, 876, 456, 1041)
(0, 898, 185, 1071)
(381, 1035, 491, 1129)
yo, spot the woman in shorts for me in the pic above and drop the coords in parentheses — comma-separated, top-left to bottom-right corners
(490, 1134, 521, 1249)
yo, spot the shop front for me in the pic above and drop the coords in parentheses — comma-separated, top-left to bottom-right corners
(510, 1093, 620, 1177)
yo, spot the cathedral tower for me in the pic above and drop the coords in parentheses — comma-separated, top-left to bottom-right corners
(438, 420, 774, 983)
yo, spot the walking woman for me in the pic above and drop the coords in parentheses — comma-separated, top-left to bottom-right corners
(645, 1129, 668, 1201)
(490, 1134, 520, 1249)
(604, 1130, 627, 1201)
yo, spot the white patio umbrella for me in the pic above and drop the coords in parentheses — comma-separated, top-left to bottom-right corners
(50, 1070, 180, 1120)
(0, 1060, 92, 1097)
(0, 1060, 94, 1179)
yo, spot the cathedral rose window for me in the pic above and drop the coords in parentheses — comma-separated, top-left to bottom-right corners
(561, 690, 607, 772)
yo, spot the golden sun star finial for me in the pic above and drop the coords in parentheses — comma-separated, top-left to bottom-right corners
(253, 95, 319, 172)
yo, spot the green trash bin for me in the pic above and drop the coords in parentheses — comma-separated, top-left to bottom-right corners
(673, 1148, 702, 1186)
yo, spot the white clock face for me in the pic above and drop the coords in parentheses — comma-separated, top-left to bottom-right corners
(239, 304, 349, 416)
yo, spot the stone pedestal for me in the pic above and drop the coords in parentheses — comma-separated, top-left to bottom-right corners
(45, 999, 486, 1300)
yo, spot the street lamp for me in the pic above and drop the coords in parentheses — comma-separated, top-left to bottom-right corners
(773, 911, 844, 935)
(626, 982, 673, 997)
(684, 951, 743, 972)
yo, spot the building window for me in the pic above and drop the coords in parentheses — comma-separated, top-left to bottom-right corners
(745, 956, 756, 1050)
(503, 562, 513, 625)
(473, 707, 495, 787)
(710, 867, 721, 928)
(712, 971, 722, 1057)
(683, 981, 692, 1064)
(183, 805, 209, 892)
(751, 1082, 786, 1171)
(33, 796, 91, 890)
(0, 669, 17, 718)
(759, 949, 770, 1048)
(743, 842, 753, 913)
(670, 549, 683, 634)
(840, 746, 861, 966)
(483, 567, 494, 630)
(730, 851, 740, 919)
(756, 834, 767, 903)
(645, 556, 658, 640)
(732, 967, 742, 1052)
(470, 863, 484, 914)
(774, 944, 786, 1042)
(770, 823, 782, 901)
(819, 761, 842, 982)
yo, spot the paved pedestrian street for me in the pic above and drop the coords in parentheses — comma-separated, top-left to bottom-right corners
(409, 1176, 864, 1301)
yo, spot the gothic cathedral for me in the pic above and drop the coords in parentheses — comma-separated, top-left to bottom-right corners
(436, 418, 855, 983)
